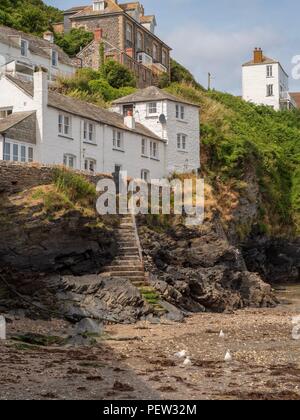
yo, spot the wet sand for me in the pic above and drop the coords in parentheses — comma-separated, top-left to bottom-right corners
(0, 286, 300, 400)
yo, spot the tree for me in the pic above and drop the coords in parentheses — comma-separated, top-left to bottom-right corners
(102, 60, 136, 89)
(54, 28, 94, 57)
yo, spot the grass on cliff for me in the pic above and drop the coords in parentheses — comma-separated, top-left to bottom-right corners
(165, 83, 300, 236)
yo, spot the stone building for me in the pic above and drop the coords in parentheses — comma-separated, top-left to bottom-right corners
(63, 0, 172, 88)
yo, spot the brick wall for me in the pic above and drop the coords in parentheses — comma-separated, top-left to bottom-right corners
(72, 16, 121, 49)
(0, 162, 110, 195)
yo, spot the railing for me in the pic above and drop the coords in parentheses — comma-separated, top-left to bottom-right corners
(280, 92, 297, 108)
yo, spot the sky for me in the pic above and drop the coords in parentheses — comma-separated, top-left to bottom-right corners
(45, 0, 300, 94)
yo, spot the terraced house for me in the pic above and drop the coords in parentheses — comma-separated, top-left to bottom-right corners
(0, 70, 200, 180)
(62, 0, 171, 88)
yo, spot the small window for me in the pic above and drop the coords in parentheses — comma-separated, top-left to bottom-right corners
(51, 50, 58, 67)
(63, 154, 76, 169)
(177, 134, 187, 151)
(141, 169, 150, 182)
(137, 31, 143, 51)
(113, 129, 123, 150)
(126, 23, 133, 47)
(267, 84, 274, 97)
(21, 39, 28, 57)
(21, 145, 26, 163)
(0, 107, 13, 119)
(28, 147, 33, 163)
(266, 65, 273, 78)
(148, 102, 158, 115)
(162, 49, 168, 67)
(83, 121, 95, 143)
(153, 43, 158, 61)
(150, 141, 159, 159)
(84, 158, 96, 173)
(141, 138, 148, 156)
(176, 104, 185, 120)
(3, 143, 10, 161)
(58, 114, 72, 137)
(13, 144, 18, 161)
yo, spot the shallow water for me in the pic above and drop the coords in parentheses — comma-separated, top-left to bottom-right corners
(275, 284, 300, 312)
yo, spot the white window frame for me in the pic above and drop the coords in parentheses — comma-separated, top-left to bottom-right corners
(177, 133, 187, 151)
(51, 50, 58, 67)
(93, 1, 105, 11)
(84, 158, 96, 173)
(141, 138, 148, 156)
(137, 31, 143, 51)
(0, 107, 13, 119)
(3, 141, 34, 163)
(83, 121, 96, 143)
(266, 84, 274, 97)
(20, 39, 28, 57)
(113, 129, 123, 150)
(58, 113, 72, 137)
(266, 65, 273, 78)
(147, 102, 158, 116)
(176, 104, 185, 120)
(141, 169, 150, 182)
(63, 154, 76, 169)
(150, 140, 159, 160)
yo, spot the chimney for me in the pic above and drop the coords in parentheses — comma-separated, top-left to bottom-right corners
(253, 47, 263, 64)
(124, 110, 135, 130)
(43, 31, 54, 44)
(34, 67, 48, 109)
(94, 28, 103, 42)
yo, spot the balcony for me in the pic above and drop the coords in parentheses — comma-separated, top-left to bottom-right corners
(137, 52, 153, 68)
(152, 62, 168, 74)
(280, 91, 297, 109)
(0, 59, 34, 81)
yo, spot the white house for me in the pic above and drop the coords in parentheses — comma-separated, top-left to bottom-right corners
(242, 48, 297, 110)
(111, 87, 200, 174)
(0, 70, 200, 181)
(0, 25, 77, 82)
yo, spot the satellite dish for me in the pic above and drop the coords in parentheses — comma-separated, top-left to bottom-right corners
(159, 114, 167, 124)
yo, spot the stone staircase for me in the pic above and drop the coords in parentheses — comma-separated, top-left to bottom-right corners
(100, 215, 147, 288)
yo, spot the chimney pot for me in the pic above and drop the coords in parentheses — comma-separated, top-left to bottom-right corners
(253, 47, 263, 64)
(94, 28, 103, 42)
(124, 112, 135, 129)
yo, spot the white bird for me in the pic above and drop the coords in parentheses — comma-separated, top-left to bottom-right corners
(219, 330, 225, 339)
(183, 357, 192, 367)
(174, 350, 187, 359)
(224, 350, 232, 363)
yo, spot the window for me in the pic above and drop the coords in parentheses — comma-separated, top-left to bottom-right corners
(84, 158, 96, 173)
(63, 154, 76, 169)
(137, 31, 143, 51)
(0, 108, 13, 119)
(148, 102, 158, 115)
(20, 39, 28, 57)
(266, 65, 273, 78)
(176, 104, 185, 120)
(162, 49, 168, 67)
(141, 138, 148, 156)
(177, 134, 187, 151)
(126, 23, 133, 47)
(93, 1, 105, 11)
(267, 84, 274, 97)
(3, 142, 33, 163)
(150, 141, 159, 159)
(83, 121, 95, 143)
(113, 129, 123, 150)
(58, 114, 72, 137)
(141, 169, 150, 182)
(51, 50, 58, 67)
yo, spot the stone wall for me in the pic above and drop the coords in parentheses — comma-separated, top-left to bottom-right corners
(0, 162, 110, 195)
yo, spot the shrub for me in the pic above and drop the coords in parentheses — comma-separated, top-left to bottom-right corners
(53, 168, 96, 205)
(101, 60, 136, 88)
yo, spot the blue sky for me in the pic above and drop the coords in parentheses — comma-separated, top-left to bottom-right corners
(45, 0, 300, 94)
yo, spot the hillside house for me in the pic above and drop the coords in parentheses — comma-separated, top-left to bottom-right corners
(242, 48, 297, 110)
(0, 70, 200, 180)
(62, 0, 171, 88)
(0, 25, 77, 82)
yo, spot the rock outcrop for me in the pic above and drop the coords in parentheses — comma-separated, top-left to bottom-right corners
(139, 216, 277, 313)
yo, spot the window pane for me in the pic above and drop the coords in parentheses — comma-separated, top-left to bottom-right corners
(28, 147, 33, 162)
(3, 143, 10, 160)
(21, 145, 26, 162)
(13, 144, 18, 161)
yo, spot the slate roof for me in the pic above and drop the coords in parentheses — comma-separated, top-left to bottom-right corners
(0, 111, 36, 133)
(290, 93, 300, 108)
(242, 56, 278, 67)
(0, 25, 74, 66)
(4, 75, 162, 141)
(112, 86, 200, 107)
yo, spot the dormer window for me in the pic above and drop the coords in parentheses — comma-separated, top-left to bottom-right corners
(51, 50, 58, 67)
(93, 1, 106, 11)
(20, 39, 28, 57)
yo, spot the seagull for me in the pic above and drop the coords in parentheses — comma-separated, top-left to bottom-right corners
(224, 350, 232, 363)
(183, 357, 192, 367)
(174, 350, 187, 359)
(219, 330, 225, 339)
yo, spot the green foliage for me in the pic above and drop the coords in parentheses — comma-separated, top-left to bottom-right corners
(0, 0, 62, 35)
(170, 59, 203, 89)
(54, 28, 94, 56)
(101, 60, 136, 89)
(53, 168, 96, 205)
(166, 83, 300, 234)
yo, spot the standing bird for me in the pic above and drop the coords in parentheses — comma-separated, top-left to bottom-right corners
(224, 350, 232, 363)
(174, 350, 187, 359)
(219, 330, 225, 339)
(183, 357, 192, 367)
